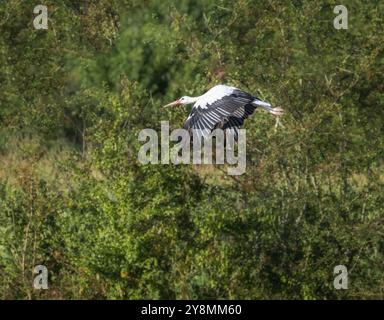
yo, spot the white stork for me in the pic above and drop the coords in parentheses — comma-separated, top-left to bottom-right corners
(163, 84, 284, 141)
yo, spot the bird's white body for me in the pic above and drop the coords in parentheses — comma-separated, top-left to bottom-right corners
(193, 85, 238, 109)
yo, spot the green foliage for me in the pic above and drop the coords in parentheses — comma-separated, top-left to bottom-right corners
(0, 0, 383, 299)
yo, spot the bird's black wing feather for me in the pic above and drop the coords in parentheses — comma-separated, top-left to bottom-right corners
(183, 90, 256, 141)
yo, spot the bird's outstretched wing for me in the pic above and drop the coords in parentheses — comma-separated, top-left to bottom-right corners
(183, 85, 257, 141)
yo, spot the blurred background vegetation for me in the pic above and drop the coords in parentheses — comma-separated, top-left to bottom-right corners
(0, 0, 383, 299)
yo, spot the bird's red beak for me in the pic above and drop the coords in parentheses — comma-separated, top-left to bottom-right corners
(163, 100, 181, 108)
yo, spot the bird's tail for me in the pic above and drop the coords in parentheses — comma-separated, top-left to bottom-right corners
(252, 99, 284, 116)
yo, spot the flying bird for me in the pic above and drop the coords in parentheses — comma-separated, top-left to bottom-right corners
(163, 84, 284, 141)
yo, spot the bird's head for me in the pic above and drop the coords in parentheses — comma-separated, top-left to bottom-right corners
(163, 96, 196, 108)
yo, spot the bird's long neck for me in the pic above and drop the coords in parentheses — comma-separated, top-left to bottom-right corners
(189, 96, 201, 103)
